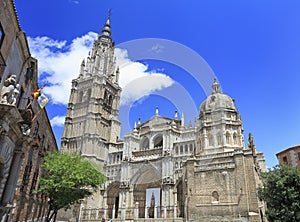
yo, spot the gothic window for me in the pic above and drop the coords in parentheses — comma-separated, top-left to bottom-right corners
(226, 132, 231, 145)
(175, 146, 178, 154)
(153, 135, 163, 148)
(180, 145, 183, 154)
(212, 191, 219, 203)
(185, 145, 188, 153)
(233, 133, 238, 145)
(117, 155, 119, 162)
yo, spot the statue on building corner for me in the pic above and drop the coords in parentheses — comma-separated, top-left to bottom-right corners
(0, 74, 20, 105)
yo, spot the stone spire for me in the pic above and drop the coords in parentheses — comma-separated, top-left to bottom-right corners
(79, 59, 85, 78)
(248, 133, 256, 155)
(99, 10, 112, 40)
(181, 112, 184, 127)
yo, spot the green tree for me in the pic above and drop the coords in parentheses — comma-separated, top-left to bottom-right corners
(37, 152, 105, 222)
(258, 165, 300, 222)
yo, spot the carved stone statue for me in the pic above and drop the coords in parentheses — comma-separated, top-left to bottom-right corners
(0, 75, 20, 105)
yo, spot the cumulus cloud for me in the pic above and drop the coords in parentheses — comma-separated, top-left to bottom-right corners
(50, 116, 66, 127)
(28, 32, 98, 104)
(28, 33, 174, 121)
(115, 48, 174, 106)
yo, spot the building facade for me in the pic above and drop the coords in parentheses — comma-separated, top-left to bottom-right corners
(276, 144, 300, 167)
(0, 1, 58, 221)
(61, 17, 267, 222)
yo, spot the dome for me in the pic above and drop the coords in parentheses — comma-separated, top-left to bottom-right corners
(199, 79, 236, 115)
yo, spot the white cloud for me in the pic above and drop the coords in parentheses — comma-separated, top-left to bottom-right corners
(50, 116, 66, 127)
(115, 48, 174, 105)
(28, 33, 174, 114)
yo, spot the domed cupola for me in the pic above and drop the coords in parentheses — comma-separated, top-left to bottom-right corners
(195, 78, 244, 154)
(199, 78, 237, 118)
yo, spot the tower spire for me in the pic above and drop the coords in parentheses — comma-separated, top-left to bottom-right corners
(99, 9, 113, 40)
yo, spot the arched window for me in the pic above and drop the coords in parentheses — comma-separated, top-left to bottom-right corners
(140, 137, 149, 150)
(226, 132, 231, 145)
(185, 145, 188, 153)
(233, 133, 238, 145)
(175, 146, 178, 154)
(180, 145, 183, 154)
(153, 135, 163, 148)
(212, 191, 219, 203)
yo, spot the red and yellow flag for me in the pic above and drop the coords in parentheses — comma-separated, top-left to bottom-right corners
(30, 81, 48, 99)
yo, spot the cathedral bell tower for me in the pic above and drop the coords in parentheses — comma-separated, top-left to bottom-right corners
(61, 14, 121, 165)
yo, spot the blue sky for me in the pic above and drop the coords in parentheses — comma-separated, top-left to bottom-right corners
(14, 0, 300, 167)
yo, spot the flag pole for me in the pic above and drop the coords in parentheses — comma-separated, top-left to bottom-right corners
(27, 80, 48, 109)
(31, 97, 50, 122)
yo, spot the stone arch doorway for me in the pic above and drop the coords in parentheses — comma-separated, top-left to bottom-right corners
(106, 182, 120, 219)
(131, 162, 162, 218)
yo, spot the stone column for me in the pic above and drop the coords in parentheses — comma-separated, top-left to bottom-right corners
(129, 187, 134, 218)
(174, 203, 177, 218)
(144, 201, 148, 219)
(112, 204, 115, 219)
(121, 202, 126, 220)
(134, 202, 139, 219)
(103, 205, 107, 219)
(173, 190, 178, 218)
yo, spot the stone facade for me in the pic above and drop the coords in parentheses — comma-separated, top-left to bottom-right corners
(60, 17, 267, 222)
(0, 1, 58, 221)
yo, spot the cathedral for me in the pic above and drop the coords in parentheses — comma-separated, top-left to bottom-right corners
(60, 15, 267, 222)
